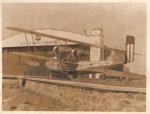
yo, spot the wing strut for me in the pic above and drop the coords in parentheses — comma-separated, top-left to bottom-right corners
(24, 33, 31, 53)
(31, 34, 37, 56)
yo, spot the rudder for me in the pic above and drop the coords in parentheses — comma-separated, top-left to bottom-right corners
(125, 35, 135, 63)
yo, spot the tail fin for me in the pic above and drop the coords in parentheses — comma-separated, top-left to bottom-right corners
(125, 35, 135, 63)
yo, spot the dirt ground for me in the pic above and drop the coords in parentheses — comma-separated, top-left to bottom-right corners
(2, 79, 146, 111)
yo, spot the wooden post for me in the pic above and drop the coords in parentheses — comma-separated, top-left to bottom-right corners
(123, 64, 131, 81)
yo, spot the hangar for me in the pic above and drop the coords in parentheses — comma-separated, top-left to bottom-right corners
(2, 28, 92, 75)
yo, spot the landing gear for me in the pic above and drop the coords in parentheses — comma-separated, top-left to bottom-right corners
(73, 74, 78, 79)
(48, 72, 52, 79)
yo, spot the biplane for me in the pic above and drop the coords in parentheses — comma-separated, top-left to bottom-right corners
(6, 26, 137, 79)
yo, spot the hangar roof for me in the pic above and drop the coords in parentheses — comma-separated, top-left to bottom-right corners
(2, 28, 87, 48)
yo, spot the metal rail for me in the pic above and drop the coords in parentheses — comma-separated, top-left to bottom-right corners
(3, 75, 146, 93)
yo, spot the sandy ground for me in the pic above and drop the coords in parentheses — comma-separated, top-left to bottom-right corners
(2, 79, 146, 111)
(2, 80, 70, 111)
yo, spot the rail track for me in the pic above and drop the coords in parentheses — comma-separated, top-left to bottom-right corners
(3, 75, 146, 93)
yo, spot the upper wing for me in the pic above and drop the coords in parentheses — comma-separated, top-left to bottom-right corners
(6, 26, 126, 53)
(6, 26, 100, 48)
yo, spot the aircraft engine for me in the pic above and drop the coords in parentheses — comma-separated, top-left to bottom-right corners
(53, 46, 72, 57)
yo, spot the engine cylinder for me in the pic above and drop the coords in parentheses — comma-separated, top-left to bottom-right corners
(71, 49, 78, 57)
(53, 46, 59, 54)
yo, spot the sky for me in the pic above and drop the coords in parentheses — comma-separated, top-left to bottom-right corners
(2, 3, 146, 74)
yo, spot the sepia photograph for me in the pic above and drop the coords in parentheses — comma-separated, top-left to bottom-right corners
(2, 2, 146, 111)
